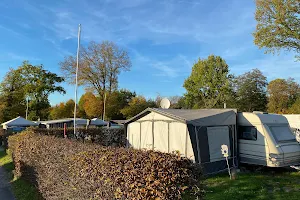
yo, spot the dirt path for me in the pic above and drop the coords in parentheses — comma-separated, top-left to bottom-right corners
(0, 148, 15, 200)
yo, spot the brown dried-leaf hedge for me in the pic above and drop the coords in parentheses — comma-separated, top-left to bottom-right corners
(29, 127, 126, 147)
(8, 130, 203, 200)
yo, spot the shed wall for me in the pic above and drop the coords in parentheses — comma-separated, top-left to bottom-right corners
(153, 121, 168, 152)
(127, 122, 141, 149)
(126, 111, 194, 160)
(169, 122, 187, 156)
(141, 121, 153, 149)
(137, 112, 173, 121)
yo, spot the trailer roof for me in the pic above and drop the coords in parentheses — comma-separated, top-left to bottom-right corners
(238, 112, 289, 125)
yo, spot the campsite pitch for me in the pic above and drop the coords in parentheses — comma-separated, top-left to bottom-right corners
(204, 171, 300, 200)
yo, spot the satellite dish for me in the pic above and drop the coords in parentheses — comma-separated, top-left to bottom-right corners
(160, 98, 171, 109)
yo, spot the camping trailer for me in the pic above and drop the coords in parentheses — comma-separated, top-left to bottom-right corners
(237, 112, 300, 167)
(125, 108, 238, 174)
(282, 114, 300, 143)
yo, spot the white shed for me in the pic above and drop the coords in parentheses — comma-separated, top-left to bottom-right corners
(125, 108, 238, 174)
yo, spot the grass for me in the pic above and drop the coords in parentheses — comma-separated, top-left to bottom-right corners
(204, 171, 300, 200)
(0, 148, 41, 200)
(1, 147, 299, 200)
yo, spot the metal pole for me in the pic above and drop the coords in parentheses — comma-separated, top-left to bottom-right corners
(103, 91, 106, 121)
(74, 24, 81, 137)
(26, 96, 29, 120)
(226, 156, 232, 180)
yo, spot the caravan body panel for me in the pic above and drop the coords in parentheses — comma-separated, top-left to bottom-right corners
(238, 112, 300, 167)
(282, 114, 300, 142)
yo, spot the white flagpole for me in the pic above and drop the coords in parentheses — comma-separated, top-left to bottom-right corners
(26, 96, 29, 120)
(74, 24, 81, 137)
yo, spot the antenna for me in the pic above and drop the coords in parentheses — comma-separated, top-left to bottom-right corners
(160, 98, 171, 109)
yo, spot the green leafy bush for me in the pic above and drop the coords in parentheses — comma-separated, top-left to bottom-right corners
(8, 130, 203, 200)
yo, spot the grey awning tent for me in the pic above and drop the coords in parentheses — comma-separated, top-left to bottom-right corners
(1, 116, 38, 129)
(125, 108, 238, 174)
(151, 108, 236, 126)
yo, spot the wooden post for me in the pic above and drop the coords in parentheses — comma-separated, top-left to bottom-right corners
(64, 123, 67, 138)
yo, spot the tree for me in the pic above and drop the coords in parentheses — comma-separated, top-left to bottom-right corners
(169, 96, 187, 109)
(60, 41, 131, 118)
(105, 89, 136, 120)
(0, 61, 65, 121)
(49, 99, 75, 119)
(253, 0, 300, 59)
(0, 68, 26, 122)
(50, 103, 66, 120)
(288, 98, 300, 113)
(121, 96, 157, 119)
(79, 92, 103, 118)
(267, 78, 300, 113)
(235, 69, 268, 112)
(183, 55, 233, 108)
(18, 61, 65, 120)
(173, 96, 188, 109)
(65, 99, 75, 117)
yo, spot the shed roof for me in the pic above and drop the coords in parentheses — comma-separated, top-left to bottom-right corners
(125, 108, 237, 126)
(110, 120, 126, 125)
(40, 118, 87, 125)
(40, 118, 108, 126)
(2, 116, 38, 127)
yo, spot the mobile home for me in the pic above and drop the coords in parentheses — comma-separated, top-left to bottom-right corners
(282, 114, 300, 142)
(238, 112, 300, 167)
(39, 118, 107, 129)
(125, 108, 238, 174)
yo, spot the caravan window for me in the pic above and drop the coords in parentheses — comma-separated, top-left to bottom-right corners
(268, 126, 296, 143)
(238, 126, 257, 141)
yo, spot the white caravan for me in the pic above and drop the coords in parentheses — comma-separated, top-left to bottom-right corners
(282, 114, 300, 143)
(237, 112, 300, 167)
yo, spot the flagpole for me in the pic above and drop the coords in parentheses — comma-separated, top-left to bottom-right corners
(74, 24, 81, 137)
(26, 96, 29, 120)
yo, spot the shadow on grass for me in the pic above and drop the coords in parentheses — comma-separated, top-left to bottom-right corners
(0, 147, 43, 200)
(204, 170, 300, 200)
(11, 176, 43, 200)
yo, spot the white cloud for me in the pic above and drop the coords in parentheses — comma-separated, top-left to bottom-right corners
(222, 46, 250, 59)
(0, 52, 40, 62)
(231, 53, 300, 80)
(17, 0, 255, 46)
(153, 63, 179, 78)
(0, 25, 25, 39)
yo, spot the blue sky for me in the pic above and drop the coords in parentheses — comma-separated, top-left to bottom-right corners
(0, 0, 298, 105)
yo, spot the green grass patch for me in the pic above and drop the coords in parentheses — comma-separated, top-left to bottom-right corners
(0, 149, 41, 200)
(204, 171, 300, 200)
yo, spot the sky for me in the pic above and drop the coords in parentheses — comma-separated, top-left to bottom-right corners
(0, 0, 299, 105)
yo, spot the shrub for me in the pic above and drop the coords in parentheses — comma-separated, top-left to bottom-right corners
(8, 130, 203, 200)
(29, 127, 126, 147)
(0, 129, 18, 148)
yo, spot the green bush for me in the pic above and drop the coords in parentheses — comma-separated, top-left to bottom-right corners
(8, 130, 203, 200)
